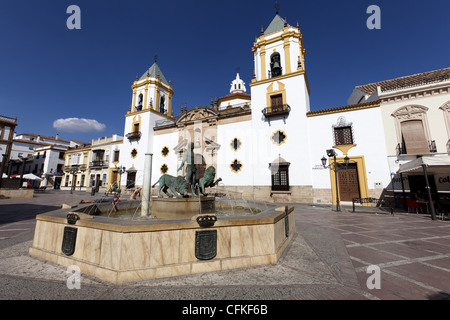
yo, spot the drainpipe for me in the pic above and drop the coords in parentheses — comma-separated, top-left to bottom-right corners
(141, 153, 153, 217)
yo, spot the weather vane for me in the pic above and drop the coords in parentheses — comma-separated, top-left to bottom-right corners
(274, 1, 280, 14)
(154, 54, 158, 63)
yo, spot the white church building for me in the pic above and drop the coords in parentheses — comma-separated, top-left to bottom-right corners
(110, 13, 450, 208)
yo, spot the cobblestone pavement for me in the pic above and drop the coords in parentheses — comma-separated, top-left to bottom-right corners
(0, 190, 449, 301)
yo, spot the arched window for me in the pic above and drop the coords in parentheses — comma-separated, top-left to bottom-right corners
(136, 93, 143, 111)
(159, 95, 165, 114)
(270, 52, 282, 78)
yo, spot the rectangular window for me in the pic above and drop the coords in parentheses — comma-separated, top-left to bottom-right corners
(400, 120, 429, 154)
(127, 171, 136, 189)
(334, 126, 353, 145)
(114, 150, 120, 162)
(271, 165, 290, 191)
(270, 94, 283, 107)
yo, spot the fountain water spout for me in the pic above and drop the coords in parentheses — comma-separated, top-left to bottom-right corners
(141, 153, 153, 217)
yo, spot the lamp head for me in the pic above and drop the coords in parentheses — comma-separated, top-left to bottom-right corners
(326, 149, 336, 157)
(344, 155, 350, 166)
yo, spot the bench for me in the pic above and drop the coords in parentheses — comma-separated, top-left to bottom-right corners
(352, 197, 392, 213)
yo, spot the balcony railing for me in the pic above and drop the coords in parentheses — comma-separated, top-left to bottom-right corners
(396, 140, 437, 156)
(262, 104, 291, 119)
(268, 68, 283, 79)
(126, 131, 141, 140)
(89, 160, 108, 168)
(63, 164, 87, 172)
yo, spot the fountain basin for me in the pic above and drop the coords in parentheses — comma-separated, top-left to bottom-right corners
(29, 203, 295, 284)
(152, 196, 215, 219)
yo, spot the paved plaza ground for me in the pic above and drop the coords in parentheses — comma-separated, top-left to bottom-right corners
(0, 189, 449, 302)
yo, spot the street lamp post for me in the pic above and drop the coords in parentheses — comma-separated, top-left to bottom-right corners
(0, 154, 7, 189)
(321, 149, 349, 212)
(70, 169, 76, 194)
(18, 156, 26, 189)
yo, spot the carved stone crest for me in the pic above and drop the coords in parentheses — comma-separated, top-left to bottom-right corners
(195, 230, 217, 260)
(61, 226, 78, 256)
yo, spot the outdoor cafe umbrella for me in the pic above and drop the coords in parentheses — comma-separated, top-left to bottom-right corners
(22, 173, 43, 181)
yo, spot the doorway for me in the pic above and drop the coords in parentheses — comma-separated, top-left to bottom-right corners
(338, 163, 360, 201)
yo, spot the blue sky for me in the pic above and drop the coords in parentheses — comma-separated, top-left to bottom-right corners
(1, 0, 449, 143)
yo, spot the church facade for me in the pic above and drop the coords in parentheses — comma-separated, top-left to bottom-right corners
(107, 13, 450, 206)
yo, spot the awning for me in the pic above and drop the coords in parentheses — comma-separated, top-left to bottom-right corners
(23, 173, 43, 180)
(398, 156, 450, 174)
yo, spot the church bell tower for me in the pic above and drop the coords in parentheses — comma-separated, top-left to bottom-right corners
(250, 9, 313, 192)
(118, 56, 175, 190)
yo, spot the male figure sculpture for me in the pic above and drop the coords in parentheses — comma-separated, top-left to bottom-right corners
(178, 142, 197, 196)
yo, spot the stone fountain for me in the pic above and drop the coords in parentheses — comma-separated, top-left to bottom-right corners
(29, 146, 296, 284)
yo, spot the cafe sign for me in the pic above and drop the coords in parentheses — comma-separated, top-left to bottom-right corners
(435, 174, 450, 192)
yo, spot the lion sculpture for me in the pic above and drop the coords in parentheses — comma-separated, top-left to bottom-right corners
(197, 166, 222, 196)
(152, 174, 189, 198)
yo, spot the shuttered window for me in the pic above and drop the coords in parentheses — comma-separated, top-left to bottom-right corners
(401, 120, 429, 154)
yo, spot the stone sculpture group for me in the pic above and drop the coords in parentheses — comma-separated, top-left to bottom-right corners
(152, 166, 222, 198)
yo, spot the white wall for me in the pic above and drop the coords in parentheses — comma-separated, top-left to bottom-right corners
(119, 110, 169, 188)
(250, 75, 312, 187)
(308, 106, 392, 190)
(152, 130, 179, 186)
(216, 120, 254, 186)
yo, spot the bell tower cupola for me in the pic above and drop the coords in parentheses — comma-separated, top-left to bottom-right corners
(128, 55, 174, 118)
(251, 12, 307, 84)
(230, 73, 247, 94)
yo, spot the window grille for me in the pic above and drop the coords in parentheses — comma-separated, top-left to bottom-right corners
(334, 126, 353, 145)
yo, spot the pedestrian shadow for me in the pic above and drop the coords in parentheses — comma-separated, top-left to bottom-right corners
(0, 204, 60, 225)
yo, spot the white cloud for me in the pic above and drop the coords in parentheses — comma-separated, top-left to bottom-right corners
(53, 118, 106, 133)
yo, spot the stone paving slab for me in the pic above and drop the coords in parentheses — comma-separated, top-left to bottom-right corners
(0, 191, 449, 301)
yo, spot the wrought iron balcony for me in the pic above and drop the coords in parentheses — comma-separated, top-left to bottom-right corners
(396, 140, 437, 156)
(63, 164, 87, 172)
(89, 160, 108, 168)
(268, 68, 283, 79)
(126, 131, 141, 140)
(429, 140, 437, 153)
(262, 104, 291, 119)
